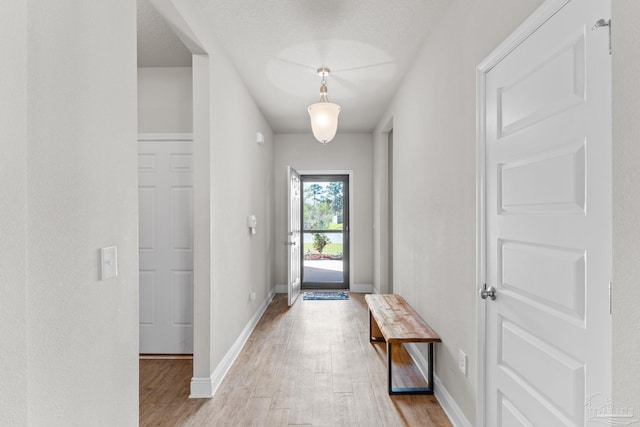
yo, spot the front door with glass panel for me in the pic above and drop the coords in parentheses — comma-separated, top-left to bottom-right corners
(301, 175, 349, 289)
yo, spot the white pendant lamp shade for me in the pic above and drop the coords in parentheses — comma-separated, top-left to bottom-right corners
(308, 67, 341, 144)
(308, 101, 341, 144)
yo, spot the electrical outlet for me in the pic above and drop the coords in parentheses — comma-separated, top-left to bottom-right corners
(458, 349, 467, 377)
(249, 291, 257, 301)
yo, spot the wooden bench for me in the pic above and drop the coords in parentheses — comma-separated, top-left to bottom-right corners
(365, 294, 441, 395)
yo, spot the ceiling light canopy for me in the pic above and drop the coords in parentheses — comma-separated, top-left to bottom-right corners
(308, 68, 341, 144)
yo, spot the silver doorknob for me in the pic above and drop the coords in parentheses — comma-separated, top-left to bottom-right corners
(283, 241, 296, 246)
(479, 286, 497, 301)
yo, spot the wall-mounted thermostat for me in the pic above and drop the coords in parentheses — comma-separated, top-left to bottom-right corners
(247, 215, 257, 234)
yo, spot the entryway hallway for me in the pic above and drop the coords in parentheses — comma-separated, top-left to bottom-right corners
(140, 293, 451, 426)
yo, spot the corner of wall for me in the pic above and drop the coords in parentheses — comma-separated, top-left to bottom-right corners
(190, 288, 276, 398)
(405, 344, 472, 427)
(612, 0, 640, 411)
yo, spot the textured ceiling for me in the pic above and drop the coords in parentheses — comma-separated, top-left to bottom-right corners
(138, 0, 447, 133)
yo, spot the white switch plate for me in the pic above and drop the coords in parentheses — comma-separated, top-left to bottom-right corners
(458, 349, 467, 377)
(101, 246, 118, 280)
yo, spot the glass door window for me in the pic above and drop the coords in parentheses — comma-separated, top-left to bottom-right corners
(301, 175, 349, 289)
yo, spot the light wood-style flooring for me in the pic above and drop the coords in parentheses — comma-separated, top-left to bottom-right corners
(140, 293, 452, 426)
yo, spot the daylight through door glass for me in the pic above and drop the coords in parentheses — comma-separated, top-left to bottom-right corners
(301, 178, 347, 286)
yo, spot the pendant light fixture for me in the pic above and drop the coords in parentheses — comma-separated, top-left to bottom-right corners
(308, 67, 341, 144)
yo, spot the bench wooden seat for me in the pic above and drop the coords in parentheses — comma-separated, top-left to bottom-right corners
(365, 294, 441, 395)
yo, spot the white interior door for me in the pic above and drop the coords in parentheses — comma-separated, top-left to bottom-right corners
(479, 0, 611, 425)
(138, 137, 194, 354)
(287, 166, 302, 306)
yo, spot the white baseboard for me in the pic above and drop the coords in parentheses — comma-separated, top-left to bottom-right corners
(433, 373, 472, 427)
(189, 288, 276, 398)
(350, 283, 372, 293)
(275, 283, 372, 293)
(189, 376, 214, 398)
(405, 343, 472, 427)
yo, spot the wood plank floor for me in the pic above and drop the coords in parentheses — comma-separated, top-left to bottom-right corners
(140, 293, 452, 426)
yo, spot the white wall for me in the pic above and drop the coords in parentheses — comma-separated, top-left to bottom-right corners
(191, 54, 213, 384)
(26, 1, 139, 424)
(155, 2, 277, 385)
(274, 133, 374, 290)
(0, 1, 139, 425)
(207, 54, 275, 370)
(373, 0, 545, 423)
(138, 67, 193, 133)
(612, 0, 640, 413)
(0, 1, 27, 424)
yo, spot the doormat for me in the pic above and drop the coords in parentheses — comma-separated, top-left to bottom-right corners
(303, 292, 349, 301)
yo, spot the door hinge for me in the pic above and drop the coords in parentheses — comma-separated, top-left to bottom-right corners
(592, 18, 612, 55)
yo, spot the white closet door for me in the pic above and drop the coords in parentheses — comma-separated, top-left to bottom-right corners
(480, 0, 611, 425)
(139, 137, 194, 354)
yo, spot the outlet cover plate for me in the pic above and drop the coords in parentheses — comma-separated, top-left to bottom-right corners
(458, 349, 467, 376)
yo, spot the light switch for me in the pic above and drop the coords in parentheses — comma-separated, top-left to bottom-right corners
(101, 246, 118, 280)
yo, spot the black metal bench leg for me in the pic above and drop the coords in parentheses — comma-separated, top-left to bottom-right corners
(387, 342, 435, 396)
(428, 342, 434, 392)
(387, 342, 394, 395)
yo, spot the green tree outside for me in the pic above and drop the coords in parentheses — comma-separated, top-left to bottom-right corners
(312, 233, 331, 254)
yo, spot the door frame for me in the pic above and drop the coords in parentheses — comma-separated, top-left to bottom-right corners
(298, 169, 354, 290)
(300, 173, 350, 289)
(475, 1, 573, 425)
